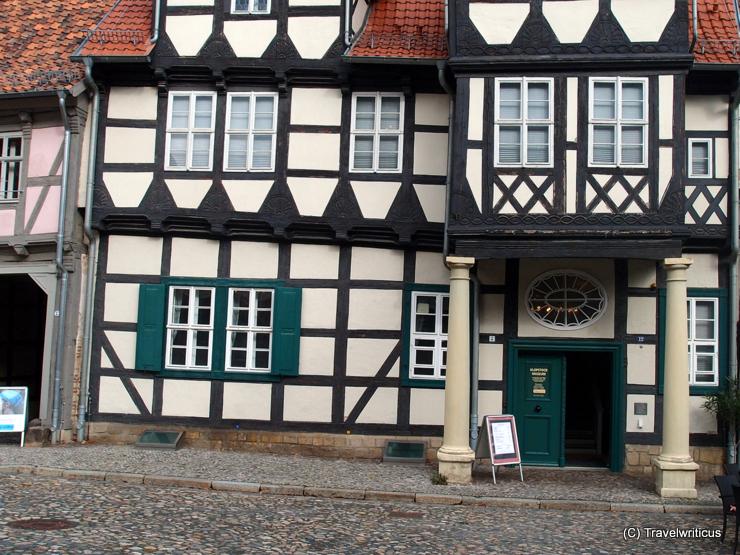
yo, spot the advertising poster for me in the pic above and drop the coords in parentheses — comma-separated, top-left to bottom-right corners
(0, 387, 28, 438)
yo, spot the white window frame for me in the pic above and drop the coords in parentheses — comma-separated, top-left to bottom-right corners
(165, 286, 216, 371)
(409, 291, 448, 380)
(493, 77, 554, 168)
(231, 0, 270, 14)
(687, 297, 719, 387)
(688, 138, 713, 179)
(165, 91, 217, 171)
(224, 92, 278, 172)
(225, 288, 274, 373)
(349, 92, 405, 173)
(0, 133, 23, 202)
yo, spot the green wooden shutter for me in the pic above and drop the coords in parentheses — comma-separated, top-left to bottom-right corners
(272, 287, 302, 376)
(400, 287, 412, 386)
(135, 284, 167, 372)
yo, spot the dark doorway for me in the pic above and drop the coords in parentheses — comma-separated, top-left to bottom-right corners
(0, 275, 47, 425)
(564, 351, 612, 467)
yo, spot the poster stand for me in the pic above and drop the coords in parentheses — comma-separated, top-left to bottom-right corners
(475, 414, 523, 484)
(0, 387, 28, 447)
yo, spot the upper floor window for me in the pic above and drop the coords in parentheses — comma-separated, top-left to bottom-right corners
(231, 0, 270, 14)
(688, 138, 712, 179)
(350, 93, 404, 173)
(225, 93, 277, 172)
(166, 286, 215, 370)
(165, 92, 217, 171)
(0, 134, 22, 201)
(687, 297, 719, 386)
(589, 78, 648, 167)
(409, 291, 448, 380)
(494, 78, 553, 167)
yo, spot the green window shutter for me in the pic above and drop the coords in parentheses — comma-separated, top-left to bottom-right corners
(135, 284, 167, 372)
(272, 287, 302, 376)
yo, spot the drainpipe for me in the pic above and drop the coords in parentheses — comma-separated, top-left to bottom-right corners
(470, 272, 480, 448)
(690, 0, 698, 52)
(343, 0, 353, 46)
(438, 63, 454, 259)
(728, 71, 740, 464)
(76, 59, 100, 442)
(51, 91, 72, 443)
(150, 0, 161, 43)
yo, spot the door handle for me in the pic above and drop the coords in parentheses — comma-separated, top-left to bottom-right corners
(534, 405, 542, 413)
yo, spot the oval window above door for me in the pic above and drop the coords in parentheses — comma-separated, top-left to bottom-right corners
(525, 270, 607, 330)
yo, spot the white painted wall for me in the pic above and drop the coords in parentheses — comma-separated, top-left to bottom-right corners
(98, 377, 139, 414)
(301, 288, 338, 328)
(104, 283, 140, 323)
(107, 235, 163, 275)
(347, 289, 402, 330)
(166, 15, 213, 56)
(685, 96, 729, 131)
(299, 337, 335, 376)
(345, 387, 398, 424)
(283, 385, 333, 422)
(346, 338, 399, 377)
(224, 20, 277, 57)
(170, 237, 219, 278)
(103, 172, 152, 208)
(626, 297, 656, 335)
(350, 247, 404, 281)
(103, 128, 156, 163)
(626, 394, 654, 433)
(230, 241, 279, 279)
(626, 344, 655, 385)
(290, 244, 340, 279)
(107, 87, 158, 120)
(222, 383, 272, 420)
(291, 88, 342, 126)
(161, 379, 211, 417)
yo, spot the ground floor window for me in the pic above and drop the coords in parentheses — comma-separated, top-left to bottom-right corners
(409, 291, 448, 380)
(687, 297, 719, 386)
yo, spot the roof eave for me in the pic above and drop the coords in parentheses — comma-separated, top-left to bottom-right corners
(343, 54, 446, 66)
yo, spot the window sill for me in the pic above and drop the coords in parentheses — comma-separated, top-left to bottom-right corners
(402, 377, 446, 389)
(153, 370, 281, 382)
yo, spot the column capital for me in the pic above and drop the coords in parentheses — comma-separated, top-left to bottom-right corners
(663, 257, 693, 270)
(445, 256, 475, 270)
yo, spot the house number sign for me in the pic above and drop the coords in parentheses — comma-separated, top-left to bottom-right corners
(530, 367, 548, 397)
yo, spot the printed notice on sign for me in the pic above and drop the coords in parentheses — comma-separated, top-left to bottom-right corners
(0, 387, 28, 433)
(491, 421, 515, 456)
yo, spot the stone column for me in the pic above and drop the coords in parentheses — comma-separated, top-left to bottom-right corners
(437, 256, 475, 484)
(653, 257, 699, 498)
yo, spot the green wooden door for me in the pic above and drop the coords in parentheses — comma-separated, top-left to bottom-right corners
(515, 354, 565, 466)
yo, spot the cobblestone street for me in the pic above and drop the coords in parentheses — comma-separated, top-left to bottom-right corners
(0, 473, 729, 554)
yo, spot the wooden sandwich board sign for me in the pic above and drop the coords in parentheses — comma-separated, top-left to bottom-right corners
(0, 387, 28, 447)
(475, 414, 523, 484)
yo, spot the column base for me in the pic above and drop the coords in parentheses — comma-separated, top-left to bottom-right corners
(652, 457, 700, 498)
(437, 445, 475, 484)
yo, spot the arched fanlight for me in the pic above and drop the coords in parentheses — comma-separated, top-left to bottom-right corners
(525, 270, 607, 330)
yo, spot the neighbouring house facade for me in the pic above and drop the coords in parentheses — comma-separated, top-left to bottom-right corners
(76, 0, 739, 494)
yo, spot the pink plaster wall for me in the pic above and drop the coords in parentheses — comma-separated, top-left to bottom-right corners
(0, 210, 15, 237)
(30, 185, 60, 235)
(24, 186, 41, 227)
(28, 126, 64, 178)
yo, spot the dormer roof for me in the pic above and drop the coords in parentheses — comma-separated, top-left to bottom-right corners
(690, 0, 740, 64)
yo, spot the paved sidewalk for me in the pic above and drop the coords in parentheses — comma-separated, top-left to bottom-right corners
(0, 445, 721, 513)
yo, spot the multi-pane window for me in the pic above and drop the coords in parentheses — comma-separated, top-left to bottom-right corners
(0, 134, 22, 201)
(232, 0, 270, 13)
(165, 92, 217, 171)
(225, 93, 277, 172)
(687, 297, 719, 386)
(226, 289, 273, 373)
(166, 287, 215, 370)
(688, 139, 712, 178)
(350, 93, 404, 172)
(494, 78, 553, 167)
(410, 292, 449, 380)
(589, 78, 648, 167)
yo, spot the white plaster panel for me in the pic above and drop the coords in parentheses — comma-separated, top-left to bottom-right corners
(352, 0, 368, 33)
(347, 289, 402, 330)
(715, 137, 730, 179)
(351, 181, 401, 219)
(105, 331, 137, 369)
(468, 78, 484, 141)
(290, 243, 340, 279)
(166, 15, 213, 56)
(658, 75, 674, 140)
(287, 177, 337, 217)
(627, 344, 656, 386)
(690, 396, 718, 434)
(477, 390, 503, 422)
(350, 246, 404, 281)
(288, 17, 340, 59)
(230, 241, 279, 279)
(101, 350, 113, 369)
(301, 288, 338, 328)
(224, 20, 276, 57)
(103, 128, 156, 163)
(477, 260, 505, 285)
(413, 132, 448, 176)
(611, 0, 674, 42)
(283, 385, 333, 422)
(467, 149, 483, 212)
(104, 283, 140, 323)
(161, 379, 211, 418)
(131, 378, 153, 413)
(469, 3, 530, 44)
(344, 387, 398, 424)
(107, 87, 158, 120)
(658, 147, 672, 206)
(288, 133, 340, 171)
(170, 237, 219, 278)
(165, 179, 212, 209)
(627, 297, 656, 335)
(478, 343, 503, 381)
(98, 376, 139, 414)
(626, 394, 654, 433)
(106, 235, 163, 275)
(685, 253, 719, 288)
(543, 0, 598, 43)
(518, 259, 615, 338)
(629, 260, 657, 288)
(566, 150, 577, 213)
(222, 382, 272, 420)
(409, 388, 444, 426)
(222, 180, 273, 213)
(346, 338, 399, 377)
(566, 78, 578, 142)
(414, 251, 448, 285)
(103, 172, 152, 208)
(290, 88, 342, 126)
(413, 184, 446, 223)
(415, 94, 449, 126)
(299, 337, 335, 376)
(685, 96, 729, 131)
(480, 295, 505, 335)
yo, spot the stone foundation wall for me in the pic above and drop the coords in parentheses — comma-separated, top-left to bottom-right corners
(87, 422, 443, 462)
(624, 444, 723, 480)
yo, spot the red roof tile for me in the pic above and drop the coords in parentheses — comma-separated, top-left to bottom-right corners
(76, 0, 154, 58)
(349, 0, 447, 60)
(0, 0, 117, 94)
(690, 0, 740, 64)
